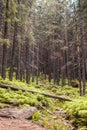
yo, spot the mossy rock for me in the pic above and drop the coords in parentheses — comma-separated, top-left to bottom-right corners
(71, 80, 79, 88)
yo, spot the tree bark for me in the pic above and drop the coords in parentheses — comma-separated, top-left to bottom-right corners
(2, 0, 9, 79)
(9, 22, 17, 81)
(78, 0, 86, 95)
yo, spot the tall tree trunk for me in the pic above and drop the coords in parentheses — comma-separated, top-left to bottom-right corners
(9, 22, 17, 81)
(16, 43, 21, 80)
(64, 9, 70, 85)
(78, 0, 86, 95)
(2, 0, 9, 79)
(36, 44, 39, 84)
(26, 40, 30, 84)
(32, 44, 35, 82)
(73, 2, 82, 95)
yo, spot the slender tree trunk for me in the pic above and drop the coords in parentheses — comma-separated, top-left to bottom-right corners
(2, 0, 9, 79)
(73, 2, 83, 95)
(36, 44, 39, 84)
(61, 51, 65, 87)
(9, 22, 17, 81)
(64, 9, 70, 85)
(32, 44, 35, 82)
(26, 40, 30, 84)
(78, 0, 86, 95)
(16, 44, 21, 80)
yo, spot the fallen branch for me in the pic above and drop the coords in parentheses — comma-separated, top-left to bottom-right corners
(0, 84, 72, 101)
(38, 104, 53, 115)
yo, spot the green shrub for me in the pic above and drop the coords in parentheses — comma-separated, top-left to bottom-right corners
(64, 98, 87, 128)
(29, 99, 37, 106)
(37, 95, 44, 101)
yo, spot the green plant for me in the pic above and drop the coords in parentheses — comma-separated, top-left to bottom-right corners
(43, 118, 69, 130)
(29, 99, 37, 106)
(78, 126, 87, 130)
(41, 97, 49, 107)
(32, 111, 40, 121)
(37, 95, 44, 101)
(64, 98, 87, 128)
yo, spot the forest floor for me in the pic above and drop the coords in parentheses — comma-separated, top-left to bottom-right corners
(0, 106, 74, 130)
(0, 78, 86, 130)
(0, 106, 44, 130)
(0, 118, 44, 130)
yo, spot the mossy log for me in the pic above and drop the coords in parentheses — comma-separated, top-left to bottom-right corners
(0, 84, 72, 101)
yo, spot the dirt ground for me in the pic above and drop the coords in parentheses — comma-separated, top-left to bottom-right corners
(0, 117, 44, 130)
(0, 107, 74, 130)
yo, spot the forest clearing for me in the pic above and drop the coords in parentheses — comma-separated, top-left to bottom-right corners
(0, 0, 87, 130)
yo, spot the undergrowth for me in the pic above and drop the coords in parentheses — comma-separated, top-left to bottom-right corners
(64, 98, 87, 130)
(0, 76, 87, 129)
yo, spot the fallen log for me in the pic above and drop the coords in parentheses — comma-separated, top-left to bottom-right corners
(0, 83, 72, 101)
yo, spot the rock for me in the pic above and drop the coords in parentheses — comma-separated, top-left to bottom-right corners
(0, 107, 37, 119)
(17, 107, 37, 119)
(71, 80, 79, 88)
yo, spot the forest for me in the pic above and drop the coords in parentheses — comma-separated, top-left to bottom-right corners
(0, 0, 87, 130)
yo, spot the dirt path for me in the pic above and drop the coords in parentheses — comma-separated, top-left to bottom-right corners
(52, 108, 74, 130)
(0, 107, 44, 130)
(0, 118, 44, 130)
(0, 107, 74, 130)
